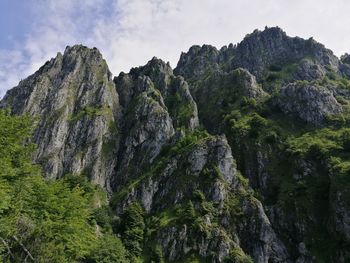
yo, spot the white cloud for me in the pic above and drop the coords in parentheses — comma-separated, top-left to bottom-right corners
(1, 0, 350, 98)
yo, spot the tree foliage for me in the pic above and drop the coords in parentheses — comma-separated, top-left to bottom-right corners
(119, 202, 145, 260)
(0, 110, 127, 263)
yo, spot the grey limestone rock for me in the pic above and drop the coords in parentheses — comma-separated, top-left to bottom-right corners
(175, 27, 340, 84)
(1, 45, 121, 191)
(3, 27, 350, 262)
(114, 135, 290, 262)
(116, 57, 199, 131)
(274, 81, 342, 125)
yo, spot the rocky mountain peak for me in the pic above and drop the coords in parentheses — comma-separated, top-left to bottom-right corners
(175, 44, 220, 80)
(181, 44, 219, 59)
(341, 53, 350, 64)
(1, 45, 120, 190)
(147, 56, 172, 71)
(61, 44, 111, 77)
(127, 57, 174, 95)
(62, 44, 107, 66)
(2, 27, 350, 263)
(175, 26, 341, 84)
(243, 26, 286, 40)
(130, 57, 173, 78)
(64, 44, 100, 54)
(115, 56, 199, 131)
(232, 26, 339, 78)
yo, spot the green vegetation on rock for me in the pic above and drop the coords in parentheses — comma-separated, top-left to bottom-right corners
(3, 27, 350, 263)
(0, 110, 127, 263)
(68, 105, 112, 122)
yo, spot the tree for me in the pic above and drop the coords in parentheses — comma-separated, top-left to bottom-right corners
(119, 202, 145, 259)
(86, 234, 128, 263)
(0, 110, 99, 262)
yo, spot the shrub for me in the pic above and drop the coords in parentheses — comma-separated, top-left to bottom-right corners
(224, 247, 254, 263)
(93, 206, 113, 229)
(149, 245, 164, 263)
(119, 202, 145, 258)
(86, 234, 128, 263)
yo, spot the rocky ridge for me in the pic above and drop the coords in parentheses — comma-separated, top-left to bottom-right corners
(1, 45, 121, 191)
(2, 27, 350, 262)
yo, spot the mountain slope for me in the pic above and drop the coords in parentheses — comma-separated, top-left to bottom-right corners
(175, 27, 350, 262)
(1, 45, 121, 191)
(1, 27, 350, 263)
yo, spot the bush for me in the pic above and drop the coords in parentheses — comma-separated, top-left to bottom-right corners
(119, 202, 145, 258)
(264, 130, 279, 144)
(149, 245, 164, 263)
(341, 129, 350, 151)
(224, 247, 254, 263)
(249, 113, 268, 129)
(269, 64, 282, 72)
(248, 113, 268, 139)
(286, 128, 344, 157)
(93, 206, 113, 229)
(86, 234, 128, 263)
(265, 72, 281, 82)
(240, 97, 257, 108)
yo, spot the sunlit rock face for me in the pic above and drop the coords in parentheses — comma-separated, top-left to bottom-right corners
(2, 26, 350, 262)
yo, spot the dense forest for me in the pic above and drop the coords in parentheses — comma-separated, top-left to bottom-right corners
(0, 110, 130, 262)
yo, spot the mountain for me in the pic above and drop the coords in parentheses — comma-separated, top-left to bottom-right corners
(1, 26, 350, 262)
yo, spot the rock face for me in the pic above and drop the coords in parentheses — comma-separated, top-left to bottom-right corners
(113, 134, 289, 262)
(230, 27, 340, 79)
(112, 57, 199, 188)
(2, 27, 350, 262)
(175, 27, 341, 83)
(0, 49, 198, 193)
(174, 27, 350, 263)
(274, 82, 342, 125)
(113, 75, 175, 188)
(1, 45, 121, 190)
(175, 45, 221, 81)
(188, 67, 268, 132)
(117, 57, 199, 131)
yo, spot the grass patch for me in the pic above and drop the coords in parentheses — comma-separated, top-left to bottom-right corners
(68, 105, 112, 122)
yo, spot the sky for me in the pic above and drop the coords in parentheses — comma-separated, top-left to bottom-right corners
(1, 0, 350, 98)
